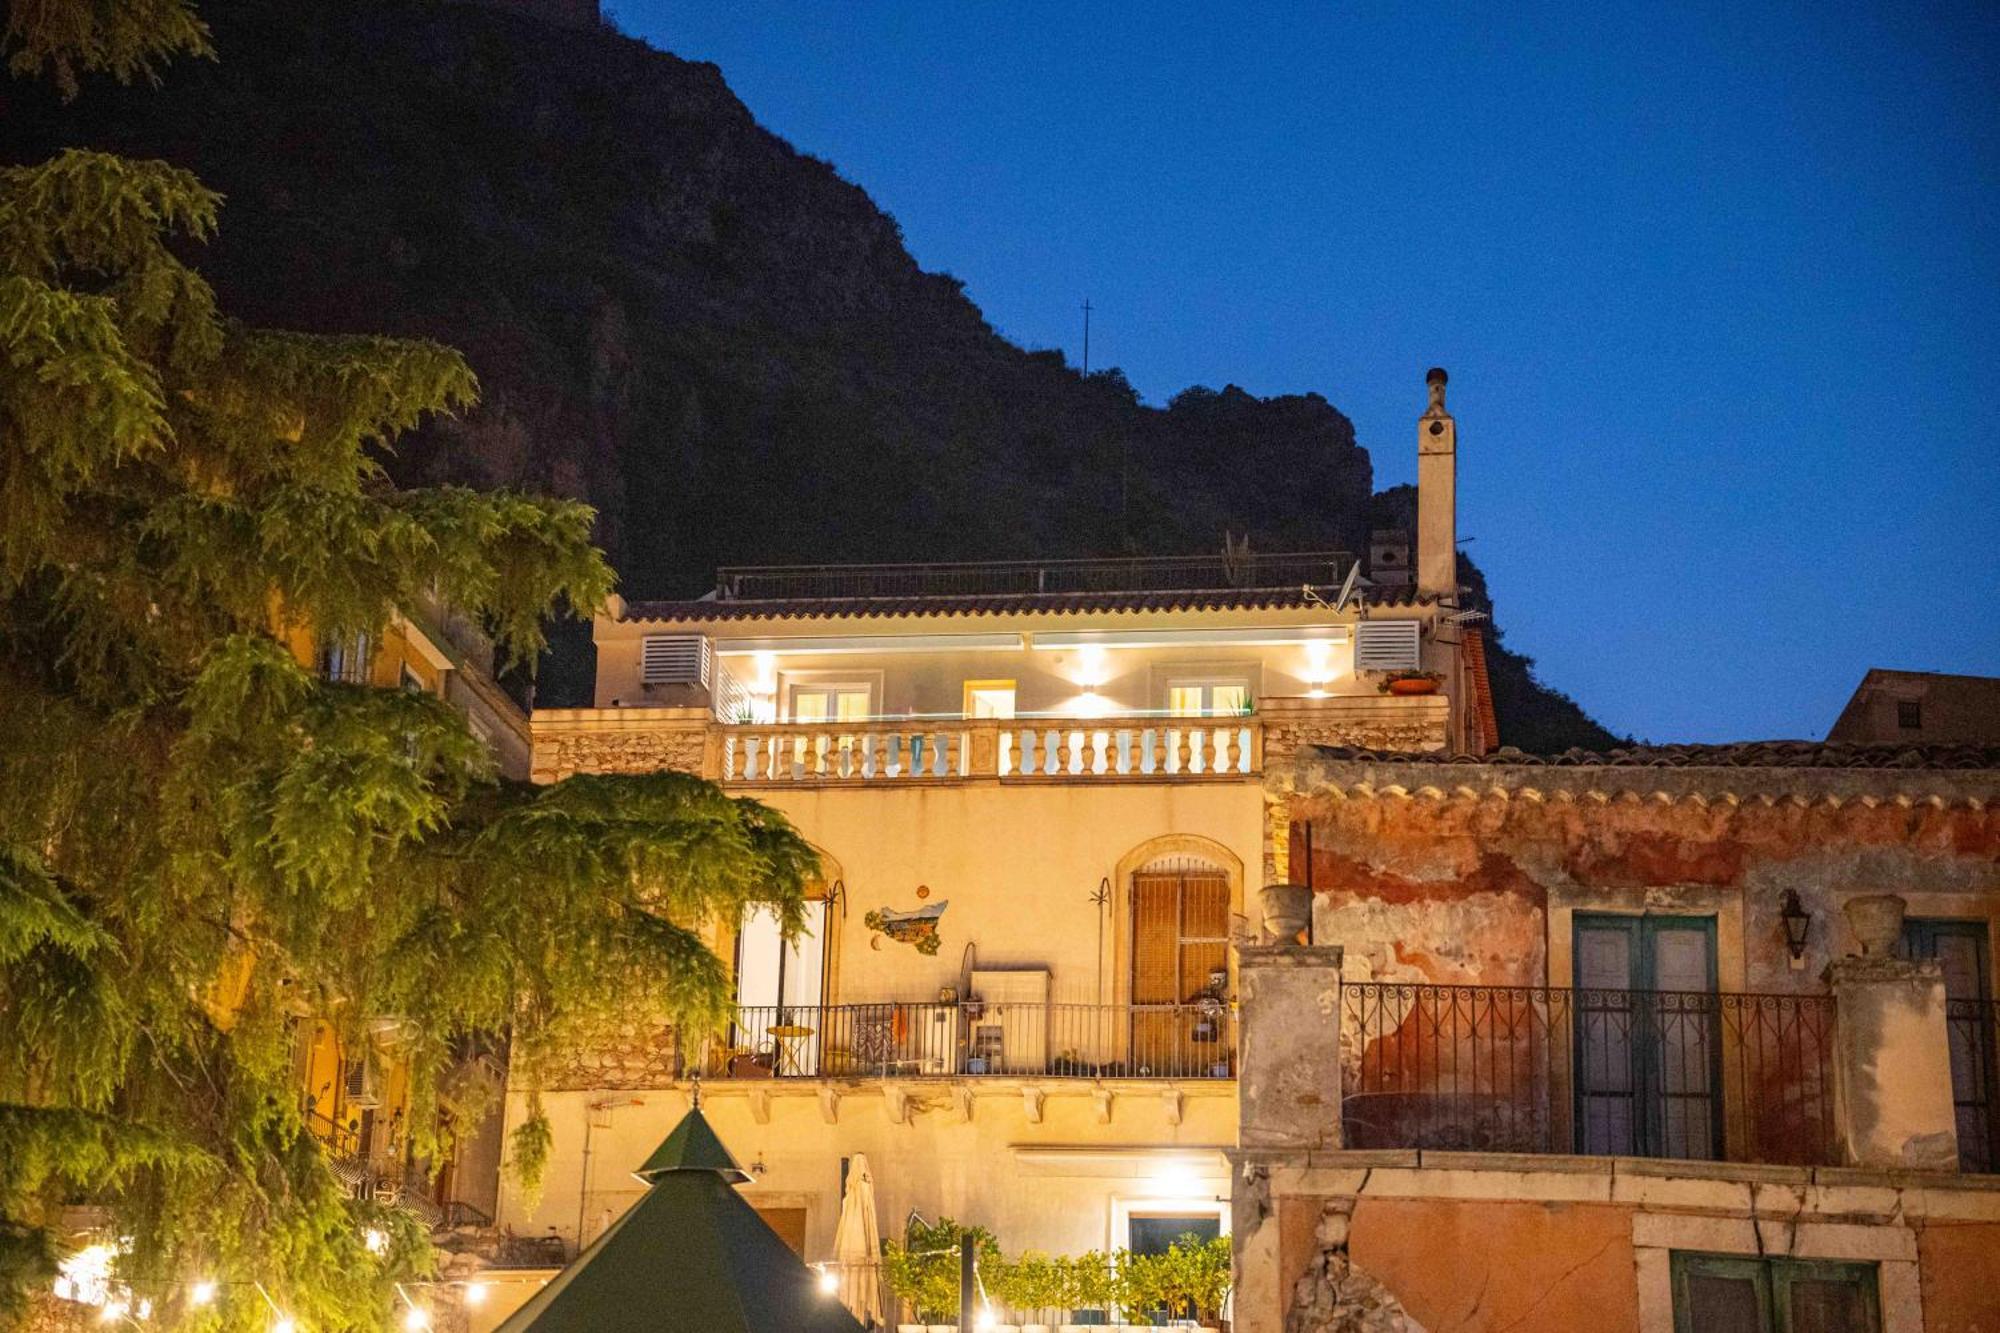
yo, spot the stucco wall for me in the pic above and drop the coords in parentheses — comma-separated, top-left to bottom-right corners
(1918, 1222, 2000, 1332)
(751, 782, 1264, 1006)
(1345, 1197, 1637, 1330)
(1286, 786, 2000, 992)
(503, 1084, 1235, 1262)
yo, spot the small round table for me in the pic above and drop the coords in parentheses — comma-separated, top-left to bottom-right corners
(768, 1024, 816, 1076)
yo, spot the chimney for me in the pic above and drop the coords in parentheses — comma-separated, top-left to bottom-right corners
(1417, 367, 1457, 601)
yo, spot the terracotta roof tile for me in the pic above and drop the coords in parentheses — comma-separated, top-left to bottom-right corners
(1303, 741, 2000, 771)
(622, 584, 1430, 623)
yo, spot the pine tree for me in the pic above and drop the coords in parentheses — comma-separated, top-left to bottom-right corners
(0, 5, 815, 1326)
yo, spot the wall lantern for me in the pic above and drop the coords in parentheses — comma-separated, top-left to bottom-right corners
(1779, 889, 1811, 967)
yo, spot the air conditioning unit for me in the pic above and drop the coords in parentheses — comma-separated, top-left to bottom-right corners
(1354, 620, 1422, 672)
(640, 634, 713, 688)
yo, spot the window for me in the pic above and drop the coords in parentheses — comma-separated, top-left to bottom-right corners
(1672, 1253, 1880, 1333)
(784, 682, 872, 723)
(1166, 678, 1251, 717)
(399, 663, 428, 694)
(962, 679, 1016, 719)
(1896, 700, 1922, 730)
(317, 633, 371, 685)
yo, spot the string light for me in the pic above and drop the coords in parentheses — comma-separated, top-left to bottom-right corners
(401, 1307, 431, 1331)
(815, 1266, 838, 1296)
(188, 1280, 218, 1308)
(362, 1228, 388, 1256)
(463, 1281, 490, 1308)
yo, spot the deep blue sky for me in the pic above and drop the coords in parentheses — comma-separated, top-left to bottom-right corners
(621, 2, 1998, 744)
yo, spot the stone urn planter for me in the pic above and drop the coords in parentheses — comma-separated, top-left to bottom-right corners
(1259, 882, 1313, 944)
(1844, 894, 1907, 956)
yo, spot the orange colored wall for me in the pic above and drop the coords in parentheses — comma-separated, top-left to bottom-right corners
(1279, 1196, 1641, 1332)
(1919, 1223, 2000, 1333)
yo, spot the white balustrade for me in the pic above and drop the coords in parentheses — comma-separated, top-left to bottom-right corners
(722, 723, 967, 783)
(1001, 722, 1255, 778)
(719, 719, 1256, 783)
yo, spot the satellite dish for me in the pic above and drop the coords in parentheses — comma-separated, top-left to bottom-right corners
(1332, 562, 1362, 613)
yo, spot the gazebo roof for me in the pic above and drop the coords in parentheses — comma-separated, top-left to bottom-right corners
(495, 1109, 862, 1333)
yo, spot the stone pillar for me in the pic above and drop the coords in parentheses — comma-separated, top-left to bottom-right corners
(1827, 956, 1960, 1172)
(1238, 944, 1345, 1149)
(1234, 944, 1344, 1333)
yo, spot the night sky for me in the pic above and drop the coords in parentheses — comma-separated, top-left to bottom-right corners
(624, 2, 1998, 744)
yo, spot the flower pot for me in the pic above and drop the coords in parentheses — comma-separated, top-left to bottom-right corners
(1388, 677, 1438, 696)
(898, 1325, 925, 1333)
(1844, 893, 1907, 956)
(1259, 882, 1313, 944)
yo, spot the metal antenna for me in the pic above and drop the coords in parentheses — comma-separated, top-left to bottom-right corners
(1081, 298, 1093, 375)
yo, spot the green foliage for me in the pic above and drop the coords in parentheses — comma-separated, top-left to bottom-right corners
(0, 5, 817, 1328)
(880, 1216, 1000, 1322)
(1116, 1235, 1232, 1321)
(1, 0, 211, 100)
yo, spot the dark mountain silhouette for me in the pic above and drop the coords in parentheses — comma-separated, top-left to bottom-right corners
(0, 0, 1620, 747)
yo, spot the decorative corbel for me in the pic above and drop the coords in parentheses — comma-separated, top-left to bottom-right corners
(1022, 1086, 1047, 1125)
(1092, 1088, 1114, 1125)
(818, 1086, 840, 1125)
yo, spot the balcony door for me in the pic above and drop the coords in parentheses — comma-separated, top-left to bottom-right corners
(1900, 919, 1998, 1171)
(1574, 914, 1720, 1159)
(733, 900, 828, 1074)
(1130, 859, 1230, 1076)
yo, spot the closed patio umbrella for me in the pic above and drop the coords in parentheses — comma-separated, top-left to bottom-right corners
(831, 1153, 884, 1328)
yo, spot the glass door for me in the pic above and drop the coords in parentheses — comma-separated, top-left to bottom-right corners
(1900, 919, 1997, 1171)
(732, 900, 828, 1075)
(1574, 914, 1720, 1158)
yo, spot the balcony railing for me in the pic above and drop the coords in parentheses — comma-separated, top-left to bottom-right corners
(1945, 997, 2000, 1173)
(714, 551, 1356, 601)
(719, 718, 1258, 783)
(679, 1002, 1236, 1081)
(1338, 981, 1838, 1167)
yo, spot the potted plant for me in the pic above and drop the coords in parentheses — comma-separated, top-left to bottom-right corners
(1059, 1251, 1116, 1331)
(884, 1216, 1001, 1332)
(1377, 669, 1443, 696)
(995, 1252, 1061, 1333)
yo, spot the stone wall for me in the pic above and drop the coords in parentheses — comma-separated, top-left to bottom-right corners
(528, 708, 712, 784)
(1260, 696, 1450, 764)
(1274, 760, 2000, 993)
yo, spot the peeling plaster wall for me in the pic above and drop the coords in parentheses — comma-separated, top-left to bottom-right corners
(1286, 788, 2000, 992)
(1347, 1198, 1635, 1331)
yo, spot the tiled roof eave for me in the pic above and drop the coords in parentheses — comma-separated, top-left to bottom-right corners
(620, 585, 1433, 624)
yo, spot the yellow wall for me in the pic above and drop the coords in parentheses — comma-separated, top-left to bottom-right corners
(755, 781, 1263, 1007)
(503, 1085, 1236, 1265)
(498, 779, 1264, 1260)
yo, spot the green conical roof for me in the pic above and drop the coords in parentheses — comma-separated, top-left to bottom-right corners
(496, 1108, 863, 1333)
(633, 1107, 749, 1184)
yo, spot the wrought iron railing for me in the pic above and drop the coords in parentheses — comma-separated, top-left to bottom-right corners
(714, 551, 1355, 601)
(687, 1002, 1235, 1081)
(1945, 997, 2000, 1173)
(1337, 981, 1838, 1167)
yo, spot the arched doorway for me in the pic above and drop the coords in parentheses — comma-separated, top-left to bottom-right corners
(1119, 841, 1238, 1077)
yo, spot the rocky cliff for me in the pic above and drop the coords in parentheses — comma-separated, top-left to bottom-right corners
(0, 0, 1618, 745)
